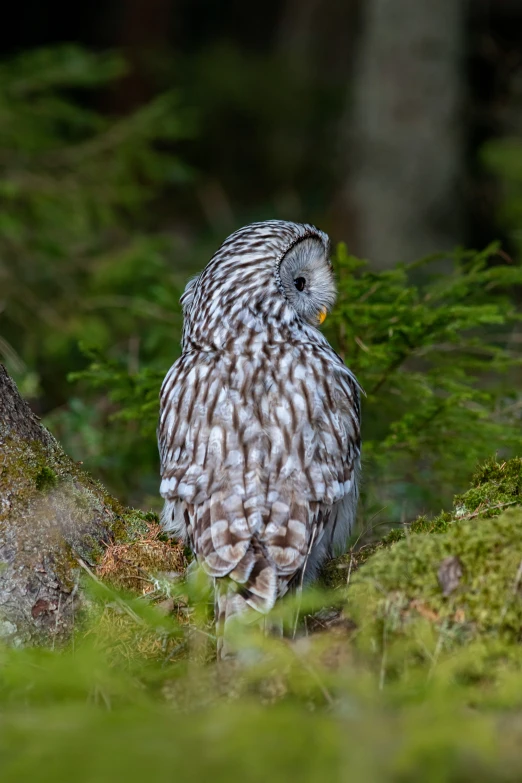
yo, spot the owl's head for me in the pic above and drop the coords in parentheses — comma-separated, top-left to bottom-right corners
(181, 221, 336, 347)
(276, 233, 335, 327)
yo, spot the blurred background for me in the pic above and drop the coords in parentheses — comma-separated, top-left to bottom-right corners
(1, 0, 522, 525)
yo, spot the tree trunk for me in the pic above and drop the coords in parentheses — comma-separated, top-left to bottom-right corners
(342, 0, 466, 267)
(0, 364, 133, 646)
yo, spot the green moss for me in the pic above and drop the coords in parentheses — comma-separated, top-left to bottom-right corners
(324, 457, 522, 674)
(0, 430, 137, 588)
(453, 456, 522, 516)
(49, 541, 80, 593)
(409, 510, 454, 535)
(325, 456, 522, 589)
(103, 493, 125, 517)
(346, 507, 522, 677)
(411, 457, 522, 536)
(34, 466, 58, 492)
(1, 435, 90, 507)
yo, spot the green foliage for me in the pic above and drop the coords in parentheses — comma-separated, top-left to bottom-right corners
(69, 345, 167, 436)
(329, 242, 522, 521)
(0, 44, 189, 330)
(0, 44, 193, 502)
(34, 465, 58, 492)
(2, 652, 521, 783)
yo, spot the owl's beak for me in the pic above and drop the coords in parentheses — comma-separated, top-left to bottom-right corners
(317, 307, 327, 326)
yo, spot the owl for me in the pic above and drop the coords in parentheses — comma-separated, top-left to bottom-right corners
(158, 220, 361, 657)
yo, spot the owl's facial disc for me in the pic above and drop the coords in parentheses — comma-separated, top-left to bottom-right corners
(278, 237, 336, 326)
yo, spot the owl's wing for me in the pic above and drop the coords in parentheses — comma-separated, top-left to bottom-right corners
(259, 352, 361, 585)
(318, 360, 361, 556)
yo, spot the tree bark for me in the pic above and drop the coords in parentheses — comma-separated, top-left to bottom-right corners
(0, 364, 126, 646)
(342, 0, 466, 267)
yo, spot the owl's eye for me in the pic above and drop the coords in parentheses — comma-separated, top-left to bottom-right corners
(294, 277, 306, 292)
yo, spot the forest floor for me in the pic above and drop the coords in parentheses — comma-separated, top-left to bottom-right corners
(2, 453, 522, 781)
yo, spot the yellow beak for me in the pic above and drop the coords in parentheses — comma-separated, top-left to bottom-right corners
(317, 308, 327, 326)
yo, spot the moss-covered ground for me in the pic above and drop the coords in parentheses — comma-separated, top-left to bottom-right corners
(2, 456, 522, 780)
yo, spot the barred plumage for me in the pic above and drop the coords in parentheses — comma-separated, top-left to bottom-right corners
(158, 220, 361, 656)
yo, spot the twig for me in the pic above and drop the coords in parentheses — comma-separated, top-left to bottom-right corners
(77, 557, 105, 586)
(346, 552, 354, 587)
(68, 576, 80, 655)
(351, 507, 389, 549)
(462, 500, 518, 521)
(370, 353, 411, 396)
(354, 336, 370, 353)
(293, 526, 318, 639)
(357, 282, 380, 303)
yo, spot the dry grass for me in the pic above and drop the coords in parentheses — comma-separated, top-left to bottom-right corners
(97, 523, 187, 594)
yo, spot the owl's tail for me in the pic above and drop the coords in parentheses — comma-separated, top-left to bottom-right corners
(214, 538, 278, 659)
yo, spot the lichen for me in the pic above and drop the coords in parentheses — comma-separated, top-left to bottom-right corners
(119, 509, 160, 542)
(0, 430, 160, 557)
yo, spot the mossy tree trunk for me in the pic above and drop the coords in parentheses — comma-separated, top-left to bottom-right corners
(0, 364, 127, 646)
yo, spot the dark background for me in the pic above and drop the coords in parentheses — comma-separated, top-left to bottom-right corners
(3, 0, 522, 257)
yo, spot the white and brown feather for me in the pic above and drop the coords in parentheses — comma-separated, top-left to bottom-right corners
(158, 220, 361, 655)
